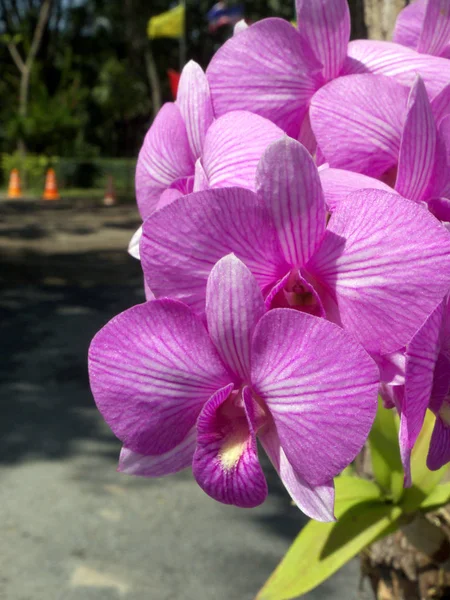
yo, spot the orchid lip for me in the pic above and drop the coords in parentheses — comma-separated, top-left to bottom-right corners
(211, 387, 270, 474)
(266, 268, 326, 317)
(219, 387, 269, 437)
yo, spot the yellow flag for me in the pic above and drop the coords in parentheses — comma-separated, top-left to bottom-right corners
(148, 5, 185, 39)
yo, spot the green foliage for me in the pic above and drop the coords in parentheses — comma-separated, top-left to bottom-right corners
(400, 411, 448, 512)
(259, 402, 450, 599)
(1, 152, 135, 193)
(1, 151, 58, 189)
(420, 482, 450, 512)
(256, 477, 401, 600)
(368, 397, 403, 502)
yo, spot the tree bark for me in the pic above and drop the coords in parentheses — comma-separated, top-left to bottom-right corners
(6, 0, 52, 166)
(360, 0, 408, 40)
(144, 47, 162, 119)
(361, 508, 450, 599)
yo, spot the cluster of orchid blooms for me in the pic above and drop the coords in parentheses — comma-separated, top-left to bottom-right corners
(89, 0, 450, 522)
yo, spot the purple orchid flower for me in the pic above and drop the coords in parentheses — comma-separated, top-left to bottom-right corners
(311, 75, 450, 221)
(396, 294, 450, 485)
(206, 0, 450, 148)
(393, 0, 450, 58)
(135, 60, 283, 219)
(139, 137, 450, 359)
(89, 254, 379, 520)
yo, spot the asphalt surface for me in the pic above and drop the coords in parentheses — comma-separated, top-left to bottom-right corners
(0, 201, 365, 600)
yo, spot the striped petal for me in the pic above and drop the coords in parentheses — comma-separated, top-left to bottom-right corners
(176, 61, 214, 159)
(428, 416, 450, 470)
(118, 428, 197, 477)
(128, 226, 142, 260)
(431, 83, 450, 125)
(140, 188, 287, 315)
(401, 300, 445, 469)
(206, 18, 322, 138)
(417, 0, 450, 57)
(260, 423, 335, 521)
(88, 300, 232, 456)
(307, 190, 450, 355)
(426, 117, 450, 201)
(192, 385, 268, 508)
(295, 0, 350, 81)
(135, 103, 194, 219)
(319, 168, 396, 212)
(251, 309, 378, 486)
(206, 255, 265, 382)
(310, 74, 408, 178)
(393, 0, 425, 50)
(256, 137, 326, 267)
(344, 39, 450, 99)
(202, 111, 283, 191)
(395, 76, 436, 202)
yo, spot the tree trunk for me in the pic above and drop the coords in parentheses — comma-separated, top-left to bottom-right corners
(361, 509, 450, 599)
(144, 47, 162, 119)
(6, 0, 52, 181)
(360, 0, 408, 40)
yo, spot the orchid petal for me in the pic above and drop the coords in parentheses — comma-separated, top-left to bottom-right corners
(201, 111, 283, 190)
(260, 423, 335, 521)
(319, 168, 396, 212)
(206, 255, 265, 382)
(393, 0, 425, 50)
(118, 428, 197, 477)
(417, 0, 450, 57)
(395, 76, 436, 201)
(251, 309, 378, 486)
(427, 416, 450, 470)
(295, 0, 350, 81)
(176, 61, 214, 159)
(401, 300, 445, 458)
(156, 187, 183, 210)
(88, 300, 232, 456)
(193, 385, 268, 508)
(144, 279, 154, 301)
(135, 103, 194, 219)
(430, 83, 450, 124)
(307, 190, 450, 355)
(193, 158, 209, 191)
(140, 188, 287, 314)
(310, 74, 408, 178)
(426, 117, 450, 200)
(233, 19, 248, 34)
(429, 197, 450, 221)
(256, 137, 326, 267)
(128, 226, 142, 260)
(344, 40, 450, 99)
(206, 18, 322, 138)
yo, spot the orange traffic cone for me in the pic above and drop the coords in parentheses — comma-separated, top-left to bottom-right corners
(42, 168, 60, 201)
(103, 175, 116, 206)
(7, 168, 22, 199)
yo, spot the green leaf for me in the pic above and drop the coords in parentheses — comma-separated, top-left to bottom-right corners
(410, 410, 448, 493)
(401, 411, 449, 512)
(334, 475, 382, 517)
(420, 482, 450, 512)
(368, 396, 403, 501)
(256, 478, 399, 600)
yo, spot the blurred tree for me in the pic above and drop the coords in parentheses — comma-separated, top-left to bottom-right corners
(0, 0, 396, 160)
(0, 0, 52, 157)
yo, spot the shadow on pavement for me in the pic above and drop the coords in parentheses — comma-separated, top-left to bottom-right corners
(0, 248, 144, 466)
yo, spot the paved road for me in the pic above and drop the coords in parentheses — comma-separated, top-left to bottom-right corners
(0, 203, 365, 600)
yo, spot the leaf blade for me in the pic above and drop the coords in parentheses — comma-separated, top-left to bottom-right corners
(368, 396, 403, 501)
(257, 476, 399, 600)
